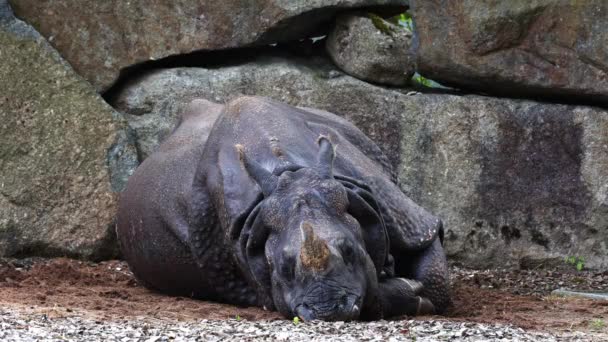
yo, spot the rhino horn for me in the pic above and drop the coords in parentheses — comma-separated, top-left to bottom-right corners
(316, 136, 335, 179)
(236, 144, 278, 196)
(299, 221, 330, 271)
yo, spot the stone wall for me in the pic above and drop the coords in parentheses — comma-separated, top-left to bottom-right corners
(1, 0, 606, 269)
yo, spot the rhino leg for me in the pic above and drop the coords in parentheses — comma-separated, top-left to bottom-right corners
(363, 177, 451, 314)
(117, 193, 211, 298)
(378, 278, 436, 317)
(187, 182, 260, 307)
(392, 239, 452, 314)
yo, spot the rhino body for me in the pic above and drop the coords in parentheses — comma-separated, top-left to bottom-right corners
(117, 96, 450, 320)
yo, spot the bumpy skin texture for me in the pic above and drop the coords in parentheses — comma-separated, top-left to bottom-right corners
(117, 96, 451, 320)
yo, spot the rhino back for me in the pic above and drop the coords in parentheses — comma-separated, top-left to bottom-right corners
(197, 97, 390, 239)
(197, 96, 439, 253)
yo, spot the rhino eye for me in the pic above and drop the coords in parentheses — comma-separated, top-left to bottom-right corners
(341, 244, 355, 263)
(279, 257, 295, 280)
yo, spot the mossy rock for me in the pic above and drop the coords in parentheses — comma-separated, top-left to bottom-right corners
(0, 4, 137, 260)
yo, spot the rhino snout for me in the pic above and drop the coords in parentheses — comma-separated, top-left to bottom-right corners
(296, 290, 362, 321)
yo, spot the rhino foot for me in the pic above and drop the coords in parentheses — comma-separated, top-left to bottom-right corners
(378, 277, 436, 317)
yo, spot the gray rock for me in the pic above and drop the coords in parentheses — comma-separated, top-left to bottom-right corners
(0, 0, 137, 260)
(326, 13, 415, 86)
(8, 0, 408, 92)
(111, 56, 407, 166)
(411, 0, 608, 103)
(398, 94, 608, 270)
(551, 289, 608, 301)
(111, 55, 608, 269)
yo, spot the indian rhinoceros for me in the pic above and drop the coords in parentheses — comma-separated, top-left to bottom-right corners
(117, 96, 451, 321)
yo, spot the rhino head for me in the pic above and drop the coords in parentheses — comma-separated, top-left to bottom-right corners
(235, 137, 388, 321)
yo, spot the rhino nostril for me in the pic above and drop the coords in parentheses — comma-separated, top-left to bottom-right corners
(296, 304, 315, 321)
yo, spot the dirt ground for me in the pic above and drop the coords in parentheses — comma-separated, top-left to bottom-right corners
(0, 258, 606, 335)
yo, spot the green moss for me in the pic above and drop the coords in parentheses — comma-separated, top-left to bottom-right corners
(368, 13, 395, 36)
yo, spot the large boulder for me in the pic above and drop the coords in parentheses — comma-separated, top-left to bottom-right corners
(398, 94, 608, 270)
(411, 0, 608, 103)
(111, 55, 608, 269)
(326, 13, 415, 86)
(8, 0, 407, 92)
(0, 1, 138, 260)
(110, 55, 408, 166)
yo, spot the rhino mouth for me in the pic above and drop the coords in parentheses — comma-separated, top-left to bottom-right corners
(294, 282, 363, 321)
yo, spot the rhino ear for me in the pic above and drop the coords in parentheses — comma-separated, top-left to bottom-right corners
(316, 136, 335, 179)
(236, 144, 278, 196)
(234, 202, 274, 310)
(337, 176, 391, 276)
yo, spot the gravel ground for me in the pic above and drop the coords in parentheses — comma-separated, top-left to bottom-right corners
(1, 307, 594, 342)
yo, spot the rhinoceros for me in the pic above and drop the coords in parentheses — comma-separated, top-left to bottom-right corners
(117, 96, 450, 321)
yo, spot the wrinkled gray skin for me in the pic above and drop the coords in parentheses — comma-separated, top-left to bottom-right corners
(117, 96, 451, 321)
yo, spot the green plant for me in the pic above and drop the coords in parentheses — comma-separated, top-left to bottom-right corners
(397, 12, 414, 32)
(235, 314, 241, 321)
(410, 72, 450, 89)
(293, 316, 301, 325)
(564, 256, 585, 271)
(411, 73, 433, 87)
(590, 319, 605, 330)
(386, 12, 414, 32)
